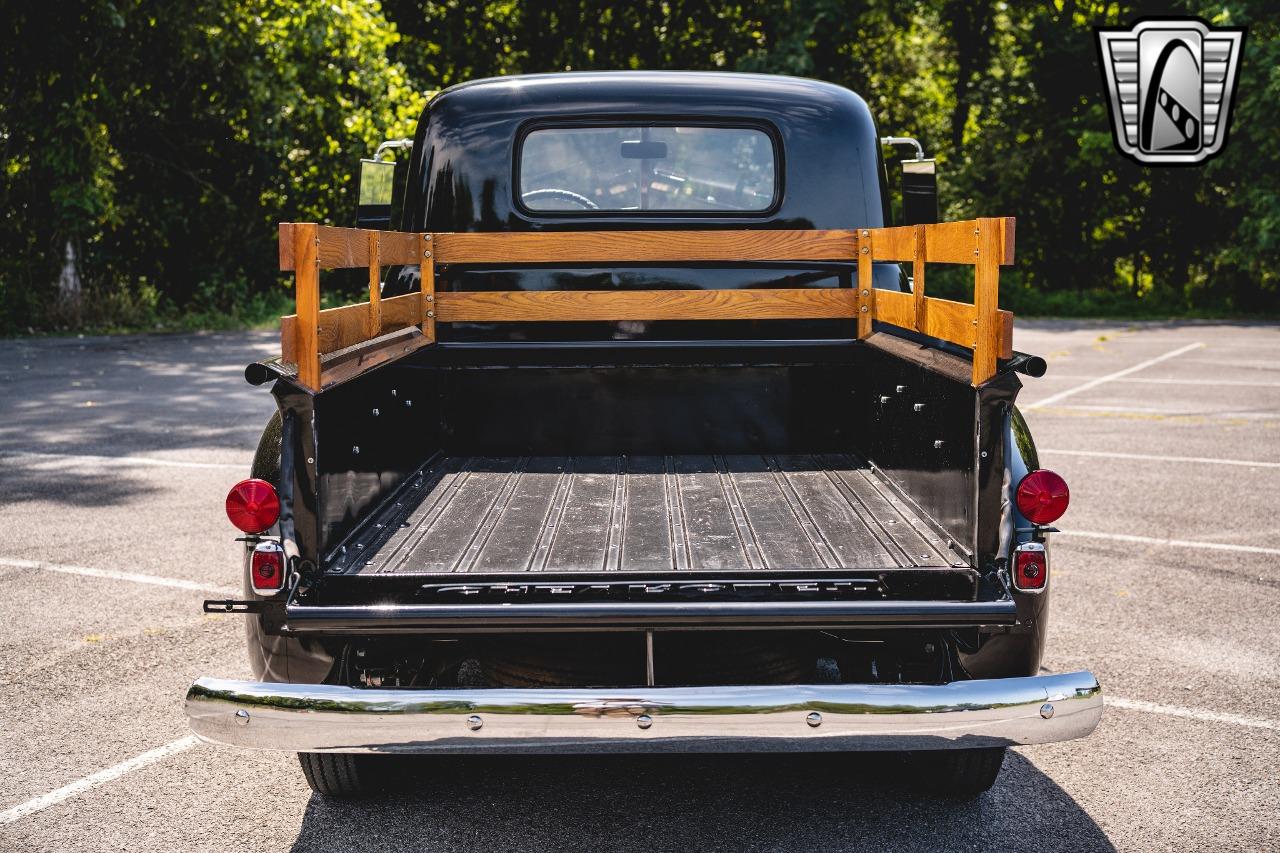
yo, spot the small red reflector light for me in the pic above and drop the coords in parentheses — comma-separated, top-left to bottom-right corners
(1014, 543, 1047, 592)
(225, 479, 280, 534)
(1015, 470, 1070, 525)
(250, 542, 286, 593)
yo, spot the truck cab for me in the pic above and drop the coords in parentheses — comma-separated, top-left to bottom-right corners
(189, 72, 1099, 799)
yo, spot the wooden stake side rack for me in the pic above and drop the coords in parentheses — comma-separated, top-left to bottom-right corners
(277, 218, 1015, 391)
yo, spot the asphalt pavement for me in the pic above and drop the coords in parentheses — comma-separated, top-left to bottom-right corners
(0, 321, 1277, 852)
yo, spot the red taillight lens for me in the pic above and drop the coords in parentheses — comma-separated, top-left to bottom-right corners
(250, 541, 286, 594)
(1015, 469, 1069, 524)
(1013, 542, 1047, 592)
(225, 478, 280, 534)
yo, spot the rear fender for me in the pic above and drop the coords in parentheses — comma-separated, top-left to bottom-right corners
(244, 408, 338, 684)
(957, 404, 1048, 679)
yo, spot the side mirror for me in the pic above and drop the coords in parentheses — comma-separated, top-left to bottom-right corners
(356, 158, 395, 230)
(900, 159, 938, 226)
(881, 137, 938, 226)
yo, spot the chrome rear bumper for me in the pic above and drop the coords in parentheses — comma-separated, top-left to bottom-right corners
(185, 671, 1102, 754)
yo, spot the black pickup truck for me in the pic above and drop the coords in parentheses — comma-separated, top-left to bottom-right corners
(186, 72, 1100, 799)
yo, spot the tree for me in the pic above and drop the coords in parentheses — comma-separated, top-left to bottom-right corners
(2, 0, 1275, 330)
(1, 0, 424, 331)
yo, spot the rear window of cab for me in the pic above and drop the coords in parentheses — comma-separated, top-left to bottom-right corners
(518, 125, 778, 214)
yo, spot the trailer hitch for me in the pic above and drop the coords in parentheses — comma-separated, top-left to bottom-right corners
(203, 599, 270, 615)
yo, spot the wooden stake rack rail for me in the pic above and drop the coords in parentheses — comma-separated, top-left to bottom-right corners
(278, 218, 1015, 391)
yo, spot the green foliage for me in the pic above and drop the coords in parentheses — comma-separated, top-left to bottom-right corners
(940, 0, 1279, 315)
(1, 0, 1276, 333)
(1, 0, 423, 332)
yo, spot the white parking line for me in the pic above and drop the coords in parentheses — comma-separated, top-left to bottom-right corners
(1180, 358, 1280, 370)
(1109, 698, 1278, 731)
(1024, 342, 1204, 410)
(0, 736, 200, 825)
(1037, 404, 1280, 420)
(0, 557, 236, 596)
(0, 699, 1268, 827)
(0, 450, 245, 471)
(1040, 376, 1280, 388)
(1056, 530, 1280, 556)
(1040, 449, 1280, 469)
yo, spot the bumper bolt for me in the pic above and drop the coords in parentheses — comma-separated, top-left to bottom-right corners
(234, 709, 250, 726)
(806, 712, 822, 728)
(636, 714, 653, 730)
(466, 715, 483, 731)
(1040, 702, 1055, 720)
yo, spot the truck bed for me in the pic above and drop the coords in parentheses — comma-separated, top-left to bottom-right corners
(329, 454, 961, 576)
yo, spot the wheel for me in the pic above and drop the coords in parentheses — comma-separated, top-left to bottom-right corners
(297, 753, 380, 798)
(251, 411, 282, 482)
(904, 747, 1006, 798)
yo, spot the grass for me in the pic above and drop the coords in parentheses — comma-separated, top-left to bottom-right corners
(999, 288, 1279, 321)
(923, 267, 1279, 321)
(7, 276, 1276, 338)
(3, 274, 370, 337)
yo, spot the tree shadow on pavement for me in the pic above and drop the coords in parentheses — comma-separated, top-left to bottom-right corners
(0, 332, 278, 460)
(0, 332, 277, 510)
(0, 456, 165, 507)
(289, 750, 1114, 853)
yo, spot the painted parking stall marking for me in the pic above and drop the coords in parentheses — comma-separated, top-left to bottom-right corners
(0, 690, 1271, 828)
(1037, 376, 1280, 389)
(0, 450, 246, 471)
(1040, 449, 1280, 469)
(0, 557, 236, 596)
(1024, 342, 1204, 410)
(0, 737, 201, 826)
(1107, 698, 1279, 732)
(0, 493, 1274, 827)
(1035, 404, 1280, 420)
(1054, 530, 1280, 557)
(2, 325, 1276, 844)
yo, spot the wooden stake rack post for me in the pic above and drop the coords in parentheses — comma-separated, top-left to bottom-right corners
(278, 218, 1015, 391)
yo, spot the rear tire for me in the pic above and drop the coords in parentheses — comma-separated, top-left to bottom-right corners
(904, 747, 1006, 798)
(298, 753, 379, 798)
(251, 411, 283, 483)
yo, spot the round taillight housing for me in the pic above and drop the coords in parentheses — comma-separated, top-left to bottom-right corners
(225, 478, 280, 534)
(250, 541, 286, 594)
(1015, 469, 1070, 525)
